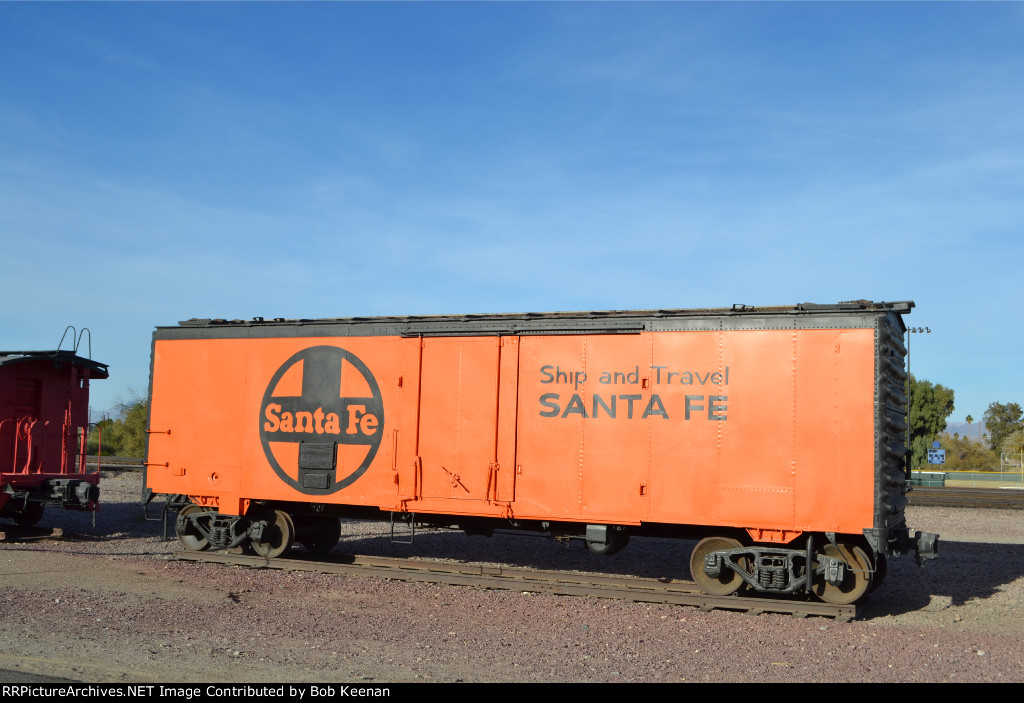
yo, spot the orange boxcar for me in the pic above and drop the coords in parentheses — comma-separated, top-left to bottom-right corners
(145, 301, 937, 604)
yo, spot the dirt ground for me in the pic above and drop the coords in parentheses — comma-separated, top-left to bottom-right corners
(1, 473, 1023, 683)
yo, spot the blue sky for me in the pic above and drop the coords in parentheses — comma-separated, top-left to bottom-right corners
(2, 2, 1022, 424)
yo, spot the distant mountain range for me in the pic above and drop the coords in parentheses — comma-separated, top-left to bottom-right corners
(945, 421, 988, 442)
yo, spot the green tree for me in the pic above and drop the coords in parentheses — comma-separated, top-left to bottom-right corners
(87, 418, 117, 455)
(88, 393, 149, 457)
(983, 402, 1023, 454)
(938, 432, 998, 470)
(908, 375, 955, 470)
(1002, 429, 1024, 471)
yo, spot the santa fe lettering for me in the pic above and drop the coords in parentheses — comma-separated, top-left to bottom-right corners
(537, 363, 730, 421)
(539, 393, 726, 421)
(263, 404, 379, 436)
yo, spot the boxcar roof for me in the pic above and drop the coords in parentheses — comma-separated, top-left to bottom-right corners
(154, 300, 913, 340)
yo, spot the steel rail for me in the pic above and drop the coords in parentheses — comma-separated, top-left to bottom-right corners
(173, 550, 858, 621)
(84, 456, 145, 471)
(909, 486, 1024, 509)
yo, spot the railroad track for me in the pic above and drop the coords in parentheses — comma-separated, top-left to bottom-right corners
(0, 525, 65, 543)
(85, 456, 144, 471)
(173, 549, 858, 621)
(909, 486, 1024, 509)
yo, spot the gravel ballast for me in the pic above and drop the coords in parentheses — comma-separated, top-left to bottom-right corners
(1, 472, 1023, 683)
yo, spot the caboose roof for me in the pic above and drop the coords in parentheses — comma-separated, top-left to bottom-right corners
(0, 350, 110, 379)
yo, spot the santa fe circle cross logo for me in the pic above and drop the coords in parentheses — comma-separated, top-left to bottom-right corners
(259, 345, 384, 495)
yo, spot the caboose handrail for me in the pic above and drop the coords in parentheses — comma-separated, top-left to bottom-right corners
(80, 424, 100, 474)
(55, 326, 93, 359)
(77, 328, 92, 360)
(4, 416, 37, 473)
(58, 325, 77, 352)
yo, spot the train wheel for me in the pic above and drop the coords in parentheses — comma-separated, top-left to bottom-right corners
(300, 516, 341, 555)
(250, 509, 295, 558)
(690, 536, 746, 596)
(12, 503, 44, 528)
(175, 504, 211, 551)
(585, 529, 630, 556)
(812, 543, 873, 605)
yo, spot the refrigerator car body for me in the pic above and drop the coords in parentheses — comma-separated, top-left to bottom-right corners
(146, 302, 937, 604)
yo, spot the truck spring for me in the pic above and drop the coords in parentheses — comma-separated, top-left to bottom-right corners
(757, 556, 788, 590)
(210, 524, 231, 547)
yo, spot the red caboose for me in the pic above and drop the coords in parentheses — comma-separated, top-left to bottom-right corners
(0, 332, 108, 526)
